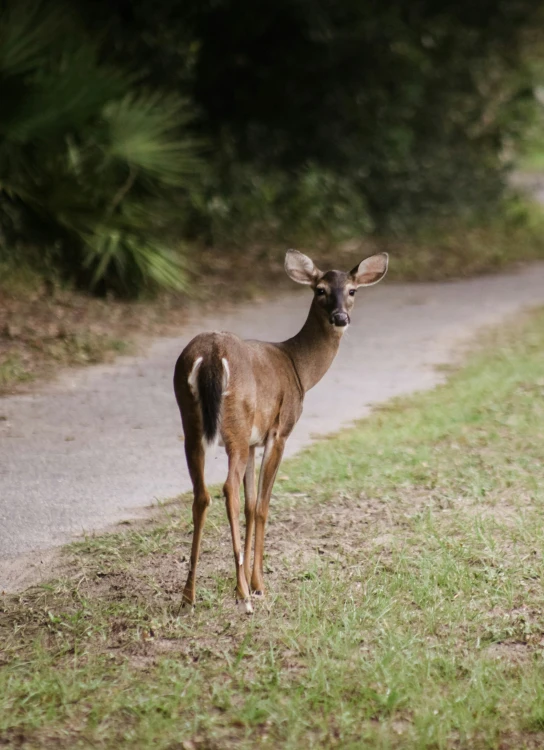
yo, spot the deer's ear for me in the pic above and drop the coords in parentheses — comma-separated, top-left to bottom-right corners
(285, 249, 322, 285)
(349, 252, 388, 287)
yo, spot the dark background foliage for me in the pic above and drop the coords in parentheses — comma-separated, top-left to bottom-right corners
(0, 0, 541, 294)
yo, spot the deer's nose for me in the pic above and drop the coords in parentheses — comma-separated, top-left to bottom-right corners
(330, 311, 350, 327)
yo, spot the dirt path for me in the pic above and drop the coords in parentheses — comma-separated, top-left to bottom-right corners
(2, 263, 544, 591)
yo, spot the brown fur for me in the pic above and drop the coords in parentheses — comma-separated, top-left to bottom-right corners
(173, 250, 388, 611)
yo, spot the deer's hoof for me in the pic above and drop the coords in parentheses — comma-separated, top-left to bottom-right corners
(252, 589, 265, 598)
(179, 592, 196, 615)
(236, 598, 254, 615)
(179, 601, 195, 616)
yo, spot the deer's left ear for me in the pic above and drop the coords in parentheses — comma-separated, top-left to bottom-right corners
(285, 249, 322, 285)
(349, 252, 388, 287)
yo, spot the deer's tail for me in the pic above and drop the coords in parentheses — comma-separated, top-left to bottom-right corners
(187, 356, 230, 444)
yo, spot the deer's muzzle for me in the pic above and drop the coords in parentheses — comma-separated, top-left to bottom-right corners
(330, 312, 350, 327)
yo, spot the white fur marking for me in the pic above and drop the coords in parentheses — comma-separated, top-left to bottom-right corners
(239, 552, 244, 566)
(256, 437, 273, 509)
(202, 434, 220, 451)
(249, 425, 262, 446)
(221, 357, 230, 395)
(236, 598, 254, 615)
(187, 357, 203, 395)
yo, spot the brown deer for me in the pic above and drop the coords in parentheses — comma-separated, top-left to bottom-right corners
(173, 250, 388, 613)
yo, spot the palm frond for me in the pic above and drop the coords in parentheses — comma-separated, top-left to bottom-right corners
(81, 223, 187, 294)
(0, 1, 63, 76)
(1, 48, 125, 145)
(103, 92, 203, 187)
(0, 2, 200, 296)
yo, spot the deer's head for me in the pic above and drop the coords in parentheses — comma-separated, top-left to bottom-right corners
(285, 250, 388, 329)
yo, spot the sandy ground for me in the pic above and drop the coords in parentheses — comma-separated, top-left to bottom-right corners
(2, 263, 544, 592)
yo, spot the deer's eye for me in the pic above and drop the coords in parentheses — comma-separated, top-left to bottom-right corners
(349, 289, 356, 296)
(316, 288, 326, 296)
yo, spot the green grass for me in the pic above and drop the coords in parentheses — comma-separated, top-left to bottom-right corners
(0, 353, 34, 389)
(2, 310, 544, 748)
(519, 150, 544, 172)
(517, 127, 544, 173)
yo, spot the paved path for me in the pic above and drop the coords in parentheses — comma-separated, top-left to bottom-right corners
(2, 263, 544, 589)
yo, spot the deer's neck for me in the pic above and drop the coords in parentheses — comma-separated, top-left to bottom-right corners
(280, 301, 343, 393)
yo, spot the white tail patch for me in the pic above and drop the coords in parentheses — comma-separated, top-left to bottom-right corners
(221, 357, 230, 395)
(187, 357, 203, 396)
(202, 435, 219, 452)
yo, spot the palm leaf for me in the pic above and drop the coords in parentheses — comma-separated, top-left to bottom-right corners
(0, 2, 199, 296)
(0, 1, 62, 76)
(103, 92, 203, 187)
(81, 223, 187, 294)
(1, 49, 125, 145)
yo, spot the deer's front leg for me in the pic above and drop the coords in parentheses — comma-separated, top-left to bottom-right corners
(182, 436, 211, 607)
(251, 435, 286, 596)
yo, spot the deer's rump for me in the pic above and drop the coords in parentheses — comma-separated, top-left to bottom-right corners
(173, 331, 300, 449)
(174, 332, 232, 445)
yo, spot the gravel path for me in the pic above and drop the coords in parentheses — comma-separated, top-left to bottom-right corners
(2, 263, 544, 590)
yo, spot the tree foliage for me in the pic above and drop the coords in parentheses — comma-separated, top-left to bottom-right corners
(0, 1, 201, 295)
(0, 0, 541, 295)
(90, 0, 541, 227)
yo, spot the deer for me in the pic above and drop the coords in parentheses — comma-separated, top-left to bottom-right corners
(173, 249, 388, 614)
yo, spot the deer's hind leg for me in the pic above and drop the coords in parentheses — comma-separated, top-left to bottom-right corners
(243, 446, 256, 587)
(182, 434, 211, 607)
(224, 441, 253, 614)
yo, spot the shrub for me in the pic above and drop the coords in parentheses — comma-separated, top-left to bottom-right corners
(0, 2, 202, 296)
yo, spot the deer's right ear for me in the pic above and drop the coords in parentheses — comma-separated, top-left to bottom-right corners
(285, 249, 321, 285)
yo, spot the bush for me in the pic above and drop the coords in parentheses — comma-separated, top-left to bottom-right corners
(0, 2, 202, 296)
(381, 195, 544, 281)
(195, 159, 373, 247)
(1, 0, 543, 295)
